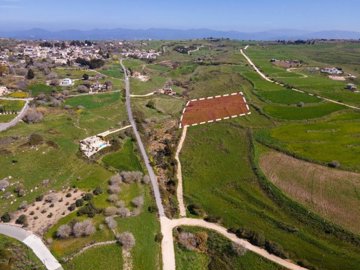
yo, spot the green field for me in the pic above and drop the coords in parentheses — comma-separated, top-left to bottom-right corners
(28, 83, 57, 96)
(0, 92, 127, 213)
(0, 99, 25, 112)
(263, 102, 345, 120)
(64, 244, 123, 270)
(256, 111, 360, 171)
(102, 139, 142, 171)
(181, 121, 360, 270)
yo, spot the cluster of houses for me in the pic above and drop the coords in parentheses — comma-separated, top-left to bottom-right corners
(121, 49, 160, 60)
(0, 42, 106, 69)
(16, 44, 103, 65)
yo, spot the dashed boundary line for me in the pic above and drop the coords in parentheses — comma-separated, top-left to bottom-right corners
(179, 92, 251, 128)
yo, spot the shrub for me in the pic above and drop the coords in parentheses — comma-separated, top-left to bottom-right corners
(35, 195, 44, 202)
(105, 216, 117, 230)
(231, 243, 247, 256)
(93, 186, 103, 195)
(204, 215, 220, 223)
(188, 204, 202, 216)
(117, 207, 131, 218)
(148, 205, 157, 213)
(116, 232, 135, 250)
(328, 160, 340, 168)
(28, 133, 43, 146)
(68, 203, 76, 211)
(65, 193, 72, 198)
(23, 108, 43, 124)
(120, 171, 143, 184)
(108, 184, 121, 194)
(15, 215, 27, 226)
(75, 199, 84, 207)
(104, 207, 118, 216)
(73, 220, 96, 237)
(131, 195, 144, 208)
(142, 175, 150, 184)
(83, 193, 93, 201)
(265, 240, 288, 259)
(109, 174, 122, 185)
(77, 203, 99, 217)
(108, 194, 118, 203)
(1, 213, 11, 223)
(249, 232, 266, 247)
(155, 232, 163, 243)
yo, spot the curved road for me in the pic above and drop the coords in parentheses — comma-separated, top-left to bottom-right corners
(0, 98, 32, 132)
(0, 224, 63, 270)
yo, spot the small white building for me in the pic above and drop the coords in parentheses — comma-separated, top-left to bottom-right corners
(80, 136, 110, 158)
(0, 86, 9, 96)
(59, 78, 74, 87)
(321, 67, 343, 75)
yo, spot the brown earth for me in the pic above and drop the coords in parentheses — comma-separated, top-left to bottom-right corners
(259, 150, 360, 234)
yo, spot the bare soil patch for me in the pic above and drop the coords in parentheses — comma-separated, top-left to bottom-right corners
(259, 150, 360, 234)
(10, 188, 84, 235)
(181, 93, 249, 127)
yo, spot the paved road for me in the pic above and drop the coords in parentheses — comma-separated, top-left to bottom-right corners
(241, 46, 360, 111)
(0, 99, 31, 132)
(0, 224, 63, 270)
(120, 59, 165, 217)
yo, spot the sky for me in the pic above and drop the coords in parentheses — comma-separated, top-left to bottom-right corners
(0, 0, 359, 32)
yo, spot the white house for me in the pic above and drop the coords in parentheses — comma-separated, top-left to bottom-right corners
(59, 78, 74, 87)
(0, 86, 9, 96)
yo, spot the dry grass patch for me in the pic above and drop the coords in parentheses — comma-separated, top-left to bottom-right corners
(259, 150, 360, 234)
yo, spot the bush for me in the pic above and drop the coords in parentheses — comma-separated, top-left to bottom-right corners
(204, 215, 220, 223)
(265, 240, 288, 259)
(73, 220, 96, 237)
(77, 203, 99, 217)
(35, 195, 44, 202)
(108, 184, 121, 194)
(15, 215, 27, 226)
(155, 232, 163, 243)
(1, 213, 11, 223)
(328, 160, 341, 168)
(68, 203, 76, 211)
(105, 216, 117, 230)
(148, 205, 157, 213)
(57, 224, 72, 238)
(231, 242, 247, 256)
(93, 186, 103, 195)
(131, 196, 144, 208)
(108, 194, 118, 203)
(83, 193, 93, 201)
(249, 232, 266, 247)
(28, 133, 43, 146)
(75, 199, 84, 207)
(104, 206, 118, 216)
(23, 108, 43, 124)
(188, 204, 202, 216)
(116, 232, 135, 250)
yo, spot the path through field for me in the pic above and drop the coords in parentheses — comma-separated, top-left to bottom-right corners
(241, 46, 360, 110)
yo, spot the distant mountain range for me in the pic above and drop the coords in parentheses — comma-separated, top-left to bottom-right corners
(0, 28, 359, 41)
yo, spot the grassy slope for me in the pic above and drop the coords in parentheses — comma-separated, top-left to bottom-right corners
(64, 244, 123, 270)
(181, 121, 360, 270)
(102, 139, 142, 171)
(256, 111, 360, 172)
(259, 148, 360, 234)
(0, 234, 46, 270)
(175, 227, 282, 270)
(0, 93, 126, 213)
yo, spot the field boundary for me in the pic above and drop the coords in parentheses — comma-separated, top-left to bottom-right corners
(179, 92, 251, 128)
